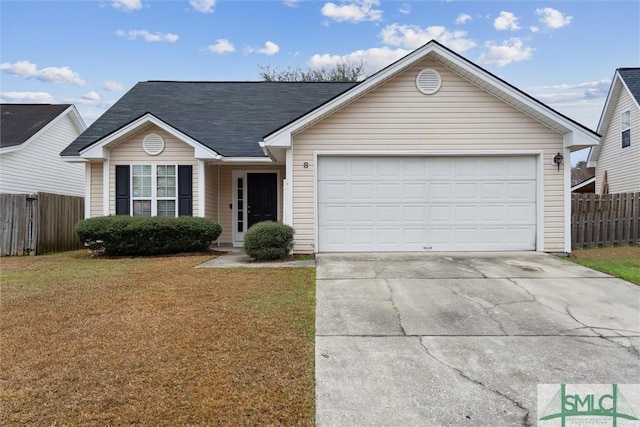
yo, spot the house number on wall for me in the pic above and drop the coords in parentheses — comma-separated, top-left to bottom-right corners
(303, 162, 309, 169)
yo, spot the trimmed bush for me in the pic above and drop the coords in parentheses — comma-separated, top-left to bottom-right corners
(76, 216, 222, 256)
(243, 221, 294, 261)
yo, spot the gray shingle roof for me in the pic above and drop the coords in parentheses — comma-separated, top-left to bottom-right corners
(61, 81, 358, 157)
(1, 104, 71, 149)
(619, 68, 640, 105)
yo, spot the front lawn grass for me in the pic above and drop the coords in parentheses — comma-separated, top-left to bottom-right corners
(0, 251, 316, 425)
(568, 245, 640, 285)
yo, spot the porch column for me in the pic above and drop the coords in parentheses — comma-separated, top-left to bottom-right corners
(198, 160, 206, 217)
(284, 148, 293, 226)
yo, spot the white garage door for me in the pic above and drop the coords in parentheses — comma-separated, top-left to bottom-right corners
(317, 156, 537, 252)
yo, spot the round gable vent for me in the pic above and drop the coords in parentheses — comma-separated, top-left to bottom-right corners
(142, 133, 165, 156)
(416, 68, 442, 95)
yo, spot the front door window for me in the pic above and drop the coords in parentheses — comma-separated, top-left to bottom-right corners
(233, 171, 278, 245)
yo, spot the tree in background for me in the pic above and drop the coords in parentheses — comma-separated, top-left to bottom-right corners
(571, 160, 595, 186)
(259, 60, 366, 82)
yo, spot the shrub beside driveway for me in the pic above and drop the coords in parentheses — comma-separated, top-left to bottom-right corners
(568, 245, 640, 285)
(0, 251, 315, 426)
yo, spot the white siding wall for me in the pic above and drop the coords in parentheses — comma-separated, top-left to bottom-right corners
(90, 162, 104, 217)
(292, 58, 566, 253)
(108, 125, 199, 215)
(596, 89, 640, 193)
(0, 113, 85, 196)
(204, 163, 219, 220)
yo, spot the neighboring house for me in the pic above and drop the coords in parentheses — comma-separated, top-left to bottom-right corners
(570, 166, 595, 193)
(571, 177, 596, 193)
(588, 68, 640, 194)
(61, 41, 599, 253)
(1, 104, 86, 196)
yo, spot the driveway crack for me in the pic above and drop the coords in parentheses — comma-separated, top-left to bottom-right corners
(444, 285, 509, 336)
(385, 280, 406, 336)
(418, 337, 531, 427)
(565, 307, 640, 358)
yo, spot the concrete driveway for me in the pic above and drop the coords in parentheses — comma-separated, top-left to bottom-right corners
(315, 252, 640, 426)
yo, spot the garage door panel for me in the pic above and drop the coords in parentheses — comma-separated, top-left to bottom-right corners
(318, 156, 537, 252)
(430, 183, 455, 201)
(455, 183, 480, 201)
(402, 182, 428, 201)
(318, 182, 350, 202)
(429, 205, 453, 222)
(377, 183, 403, 201)
(351, 182, 376, 201)
(506, 182, 536, 201)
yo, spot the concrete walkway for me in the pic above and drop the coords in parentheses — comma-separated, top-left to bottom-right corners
(315, 252, 640, 426)
(196, 246, 315, 268)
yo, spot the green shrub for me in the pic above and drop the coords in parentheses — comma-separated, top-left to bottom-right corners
(75, 216, 222, 256)
(243, 221, 294, 261)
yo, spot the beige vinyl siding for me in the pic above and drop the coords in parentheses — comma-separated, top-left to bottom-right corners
(0, 113, 85, 196)
(108, 125, 199, 215)
(596, 89, 640, 193)
(216, 165, 285, 244)
(90, 162, 104, 217)
(204, 163, 219, 220)
(292, 58, 566, 252)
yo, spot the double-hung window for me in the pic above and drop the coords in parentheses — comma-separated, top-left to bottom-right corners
(131, 164, 177, 216)
(621, 110, 631, 148)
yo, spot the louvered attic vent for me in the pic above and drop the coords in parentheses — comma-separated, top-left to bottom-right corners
(416, 68, 441, 95)
(142, 133, 165, 156)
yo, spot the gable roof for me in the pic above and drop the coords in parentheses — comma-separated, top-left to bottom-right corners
(588, 67, 640, 165)
(61, 81, 357, 158)
(1, 104, 72, 149)
(618, 68, 640, 104)
(262, 40, 600, 158)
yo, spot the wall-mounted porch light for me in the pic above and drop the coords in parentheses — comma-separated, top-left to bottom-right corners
(553, 152, 564, 171)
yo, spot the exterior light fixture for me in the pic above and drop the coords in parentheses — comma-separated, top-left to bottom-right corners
(553, 152, 563, 171)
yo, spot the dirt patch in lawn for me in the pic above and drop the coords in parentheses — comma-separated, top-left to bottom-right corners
(568, 245, 640, 285)
(0, 251, 315, 426)
(570, 245, 639, 260)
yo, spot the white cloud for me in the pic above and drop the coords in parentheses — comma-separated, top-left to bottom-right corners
(477, 38, 533, 67)
(190, 0, 215, 13)
(245, 41, 280, 56)
(309, 46, 411, 75)
(321, 0, 383, 23)
(530, 26, 540, 33)
(65, 91, 112, 107)
(208, 39, 235, 54)
(113, 0, 142, 11)
(103, 80, 124, 91)
(493, 11, 521, 31)
(380, 23, 476, 53)
(398, 3, 411, 15)
(536, 7, 573, 30)
(0, 60, 86, 86)
(527, 78, 611, 105)
(0, 91, 55, 103)
(283, 0, 299, 6)
(116, 30, 179, 43)
(455, 13, 471, 25)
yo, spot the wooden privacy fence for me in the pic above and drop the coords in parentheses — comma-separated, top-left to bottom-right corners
(572, 192, 640, 248)
(0, 192, 85, 256)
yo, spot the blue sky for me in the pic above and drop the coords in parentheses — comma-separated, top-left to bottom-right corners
(1, 0, 639, 163)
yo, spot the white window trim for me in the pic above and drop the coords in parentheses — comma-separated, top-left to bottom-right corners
(621, 110, 631, 148)
(130, 163, 179, 217)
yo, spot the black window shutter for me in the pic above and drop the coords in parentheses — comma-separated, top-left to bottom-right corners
(115, 165, 130, 215)
(178, 165, 193, 216)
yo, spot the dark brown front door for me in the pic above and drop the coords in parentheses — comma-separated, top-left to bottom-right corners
(247, 173, 277, 227)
